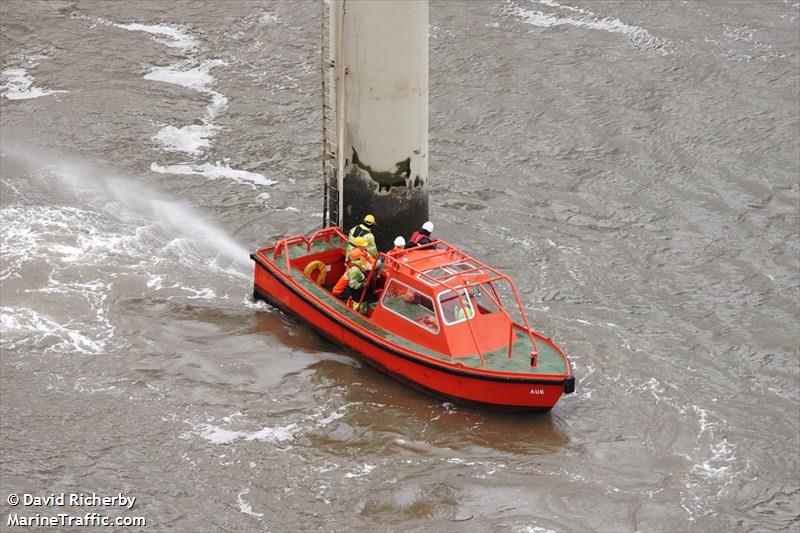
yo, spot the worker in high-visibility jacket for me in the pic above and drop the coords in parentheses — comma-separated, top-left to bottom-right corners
(347, 214, 378, 258)
(455, 300, 475, 321)
(333, 237, 374, 313)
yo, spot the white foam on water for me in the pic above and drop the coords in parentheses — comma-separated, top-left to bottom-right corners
(222, 412, 243, 423)
(242, 296, 273, 310)
(606, 369, 748, 522)
(258, 13, 279, 24)
(514, 527, 558, 533)
(317, 409, 346, 427)
(236, 489, 263, 518)
(692, 437, 736, 478)
(315, 403, 356, 427)
(73, 376, 122, 395)
(195, 425, 242, 445)
(446, 457, 476, 466)
(114, 22, 198, 51)
(206, 91, 228, 121)
(1, 306, 106, 354)
(32, 276, 114, 331)
(151, 88, 227, 155)
(1, 207, 110, 253)
(170, 282, 217, 300)
(0, 205, 138, 347)
(152, 124, 218, 155)
(689, 405, 739, 479)
(150, 162, 277, 188)
(1, 68, 66, 100)
(536, 0, 583, 13)
(0, 211, 37, 280)
(344, 463, 376, 479)
(190, 422, 298, 445)
(114, 20, 228, 155)
(245, 424, 297, 442)
(144, 60, 226, 92)
(679, 403, 747, 521)
(507, 1, 667, 50)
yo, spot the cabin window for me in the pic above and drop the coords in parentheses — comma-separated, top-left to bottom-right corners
(470, 283, 501, 315)
(381, 280, 440, 334)
(418, 267, 453, 286)
(446, 261, 483, 276)
(438, 288, 475, 325)
(486, 279, 525, 325)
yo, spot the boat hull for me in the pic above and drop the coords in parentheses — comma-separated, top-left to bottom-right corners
(252, 256, 570, 411)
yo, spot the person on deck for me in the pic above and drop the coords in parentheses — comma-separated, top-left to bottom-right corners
(333, 238, 374, 313)
(390, 236, 405, 253)
(347, 214, 378, 258)
(406, 221, 435, 248)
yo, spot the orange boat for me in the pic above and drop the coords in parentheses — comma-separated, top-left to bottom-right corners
(250, 227, 574, 411)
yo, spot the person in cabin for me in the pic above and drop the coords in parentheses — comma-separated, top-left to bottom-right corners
(347, 214, 378, 258)
(454, 299, 475, 321)
(332, 237, 374, 313)
(406, 221, 435, 248)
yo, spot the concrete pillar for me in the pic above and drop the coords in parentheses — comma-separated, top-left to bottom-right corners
(330, 0, 428, 251)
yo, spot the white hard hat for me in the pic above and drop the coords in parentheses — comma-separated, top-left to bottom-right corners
(422, 221, 434, 232)
(393, 236, 405, 247)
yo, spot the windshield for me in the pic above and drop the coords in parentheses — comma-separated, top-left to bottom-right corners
(438, 288, 475, 325)
(484, 278, 526, 325)
(470, 282, 501, 315)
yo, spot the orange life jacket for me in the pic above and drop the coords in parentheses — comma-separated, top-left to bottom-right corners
(332, 272, 350, 296)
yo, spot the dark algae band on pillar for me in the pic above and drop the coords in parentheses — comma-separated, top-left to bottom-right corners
(340, 154, 428, 252)
(351, 148, 414, 192)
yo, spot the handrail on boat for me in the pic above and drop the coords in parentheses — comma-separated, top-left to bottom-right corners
(306, 226, 345, 252)
(273, 227, 348, 278)
(403, 247, 457, 266)
(283, 240, 292, 274)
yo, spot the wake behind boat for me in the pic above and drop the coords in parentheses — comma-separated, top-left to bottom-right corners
(251, 227, 574, 411)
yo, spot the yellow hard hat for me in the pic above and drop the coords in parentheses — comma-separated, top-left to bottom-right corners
(363, 214, 376, 225)
(352, 236, 368, 248)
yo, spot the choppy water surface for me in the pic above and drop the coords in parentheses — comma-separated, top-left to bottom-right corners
(1, 1, 798, 531)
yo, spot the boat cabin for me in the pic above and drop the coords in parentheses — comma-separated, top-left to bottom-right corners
(262, 227, 544, 365)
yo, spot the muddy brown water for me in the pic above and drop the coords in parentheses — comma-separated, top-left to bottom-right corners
(1, 1, 798, 532)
